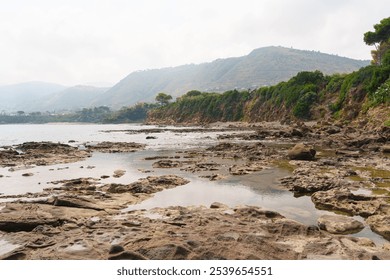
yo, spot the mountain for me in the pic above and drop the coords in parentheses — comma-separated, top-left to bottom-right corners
(0, 82, 108, 113)
(34, 85, 108, 112)
(95, 46, 369, 108)
(0, 82, 66, 112)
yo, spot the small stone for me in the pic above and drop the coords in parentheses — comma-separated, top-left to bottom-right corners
(113, 170, 126, 178)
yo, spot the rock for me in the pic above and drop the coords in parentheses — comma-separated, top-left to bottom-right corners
(311, 189, 383, 217)
(287, 143, 316, 160)
(0, 142, 91, 167)
(382, 145, 390, 153)
(53, 196, 104, 211)
(229, 164, 263, 175)
(234, 206, 284, 219)
(152, 160, 182, 168)
(0, 203, 64, 232)
(113, 170, 126, 178)
(326, 126, 341, 135)
(317, 215, 364, 234)
(109, 245, 125, 254)
(108, 251, 148, 260)
(335, 150, 360, 158)
(22, 173, 34, 177)
(85, 142, 145, 153)
(146, 136, 157, 139)
(366, 215, 390, 241)
(138, 244, 191, 260)
(106, 175, 189, 194)
(210, 202, 228, 209)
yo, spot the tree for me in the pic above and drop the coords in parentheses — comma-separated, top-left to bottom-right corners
(184, 90, 202, 97)
(155, 92, 172, 106)
(364, 17, 390, 65)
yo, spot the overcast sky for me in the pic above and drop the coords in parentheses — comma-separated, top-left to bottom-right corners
(0, 0, 388, 86)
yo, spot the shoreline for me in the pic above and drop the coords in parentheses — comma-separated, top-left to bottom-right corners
(0, 121, 389, 259)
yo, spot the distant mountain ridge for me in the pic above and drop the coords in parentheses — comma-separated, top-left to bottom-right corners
(0, 46, 369, 112)
(95, 46, 369, 108)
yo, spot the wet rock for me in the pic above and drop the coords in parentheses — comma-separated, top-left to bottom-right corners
(366, 215, 390, 241)
(113, 170, 126, 178)
(152, 160, 182, 168)
(210, 202, 228, 209)
(234, 206, 284, 219)
(53, 196, 104, 211)
(85, 141, 145, 153)
(229, 164, 263, 175)
(287, 143, 316, 160)
(182, 162, 220, 172)
(0, 142, 91, 167)
(317, 215, 364, 234)
(106, 175, 189, 194)
(311, 189, 383, 217)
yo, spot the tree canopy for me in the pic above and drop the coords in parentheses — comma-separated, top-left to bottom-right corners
(155, 92, 172, 106)
(364, 17, 390, 65)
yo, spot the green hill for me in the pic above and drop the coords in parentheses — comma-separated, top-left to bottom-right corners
(94, 46, 368, 108)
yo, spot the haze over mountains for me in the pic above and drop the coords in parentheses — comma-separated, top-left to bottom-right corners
(0, 46, 369, 113)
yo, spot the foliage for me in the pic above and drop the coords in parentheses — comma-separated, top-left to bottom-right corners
(292, 91, 318, 119)
(364, 17, 390, 45)
(155, 93, 172, 106)
(368, 78, 390, 106)
(364, 17, 390, 65)
(104, 103, 157, 123)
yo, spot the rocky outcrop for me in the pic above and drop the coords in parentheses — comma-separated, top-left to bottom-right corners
(105, 175, 189, 194)
(366, 215, 390, 241)
(152, 160, 183, 168)
(85, 141, 145, 153)
(311, 189, 384, 217)
(0, 142, 91, 167)
(317, 215, 364, 234)
(2, 204, 389, 260)
(287, 143, 316, 160)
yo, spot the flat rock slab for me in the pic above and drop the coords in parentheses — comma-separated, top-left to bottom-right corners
(311, 189, 383, 217)
(85, 142, 145, 153)
(317, 215, 364, 234)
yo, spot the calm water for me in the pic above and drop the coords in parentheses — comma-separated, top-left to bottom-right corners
(0, 123, 387, 245)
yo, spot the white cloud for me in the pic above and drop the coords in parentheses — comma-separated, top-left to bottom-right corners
(0, 0, 388, 86)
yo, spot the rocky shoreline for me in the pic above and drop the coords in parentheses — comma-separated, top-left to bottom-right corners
(0, 121, 389, 259)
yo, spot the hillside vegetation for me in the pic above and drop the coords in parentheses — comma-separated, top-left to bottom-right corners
(148, 18, 390, 127)
(148, 66, 389, 126)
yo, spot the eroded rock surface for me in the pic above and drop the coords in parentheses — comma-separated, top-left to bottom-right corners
(317, 215, 364, 234)
(0, 142, 91, 167)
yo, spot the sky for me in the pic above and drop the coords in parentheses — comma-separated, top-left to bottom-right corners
(0, 0, 388, 87)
